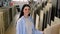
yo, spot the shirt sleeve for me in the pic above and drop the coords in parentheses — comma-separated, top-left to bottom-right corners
(16, 19, 23, 34)
(32, 19, 43, 34)
(32, 24, 43, 34)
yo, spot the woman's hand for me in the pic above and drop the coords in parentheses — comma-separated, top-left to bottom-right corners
(40, 31, 44, 34)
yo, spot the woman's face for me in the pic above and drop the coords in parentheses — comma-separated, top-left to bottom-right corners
(23, 6, 30, 16)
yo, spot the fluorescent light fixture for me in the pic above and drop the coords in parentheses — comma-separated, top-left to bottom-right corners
(12, 0, 20, 1)
(34, 0, 37, 1)
(24, 0, 28, 2)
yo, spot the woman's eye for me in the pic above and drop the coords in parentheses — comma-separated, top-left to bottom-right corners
(28, 9, 30, 10)
(25, 9, 30, 10)
(25, 9, 27, 10)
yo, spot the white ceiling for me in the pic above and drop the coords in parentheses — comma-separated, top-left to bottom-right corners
(12, 0, 28, 2)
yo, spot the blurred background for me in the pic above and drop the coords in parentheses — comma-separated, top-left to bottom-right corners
(0, 0, 60, 34)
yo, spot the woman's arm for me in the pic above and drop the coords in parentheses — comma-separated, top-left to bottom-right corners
(32, 23, 43, 34)
(30, 16, 44, 34)
(16, 20, 23, 34)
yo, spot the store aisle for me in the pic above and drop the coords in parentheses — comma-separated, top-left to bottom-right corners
(5, 12, 20, 34)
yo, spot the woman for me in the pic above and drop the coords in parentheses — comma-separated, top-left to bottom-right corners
(16, 4, 43, 34)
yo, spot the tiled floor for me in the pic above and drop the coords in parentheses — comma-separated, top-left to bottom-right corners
(5, 12, 20, 34)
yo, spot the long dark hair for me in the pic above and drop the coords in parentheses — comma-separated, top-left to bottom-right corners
(19, 4, 30, 18)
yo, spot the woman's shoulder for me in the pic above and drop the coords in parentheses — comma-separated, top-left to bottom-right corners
(17, 16, 24, 23)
